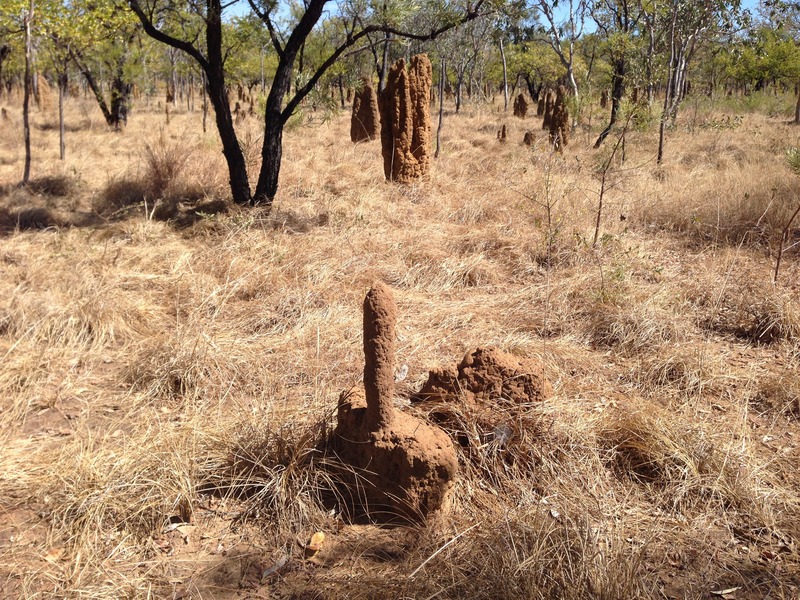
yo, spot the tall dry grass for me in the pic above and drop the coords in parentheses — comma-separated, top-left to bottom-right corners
(0, 90, 799, 598)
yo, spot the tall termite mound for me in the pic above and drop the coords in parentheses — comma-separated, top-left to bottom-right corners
(513, 93, 528, 118)
(541, 88, 556, 131)
(600, 89, 608, 109)
(379, 55, 433, 183)
(333, 283, 458, 522)
(350, 82, 380, 143)
(549, 85, 569, 151)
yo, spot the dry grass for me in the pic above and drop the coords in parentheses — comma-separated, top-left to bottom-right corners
(0, 90, 799, 598)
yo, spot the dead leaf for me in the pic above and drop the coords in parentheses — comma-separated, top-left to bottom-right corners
(304, 531, 325, 558)
(711, 586, 740, 597)
(43, 548, 64, 563)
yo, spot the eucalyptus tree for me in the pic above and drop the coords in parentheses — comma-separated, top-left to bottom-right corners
(591, 0, 642, 147)
(49, 0, 142, 129)
(0, 0, 36, 182)
(532, 0, 587, 102)
(434, 16, 493, 112)
(657, 0, 741, 161)
(127, 0, 490, 208)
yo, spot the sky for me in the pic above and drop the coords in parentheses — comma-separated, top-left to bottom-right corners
(226, 0, 766, 29)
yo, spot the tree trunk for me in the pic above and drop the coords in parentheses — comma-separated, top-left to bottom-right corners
(202, 71, 208, 133)
(435, 59, 445, 158)
(594, 58, 625, 149)
(109, 59, 130, 129)
(455, 69, 463, 113)
(206, 66, 251, 205)
(500, 38, 508, 111)
(58, 72, 66, 160)
(338, 73, 345, 108)
(254, 57, 293, 205)
(378, 33, 391, 92)
(795, 80, 800, 125)
(22, 0, 33, 185)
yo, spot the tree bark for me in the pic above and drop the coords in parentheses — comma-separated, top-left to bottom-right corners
(500, 38, 508, 111)
(254, 57, 292, 204)
(22, 0, 33, 185)
(795, 80, 800, 125)
(435, 59, 445, 158)
(206, 5, 251, 205)
(594, 58, 625, 148)
(58, 72, 66, 160)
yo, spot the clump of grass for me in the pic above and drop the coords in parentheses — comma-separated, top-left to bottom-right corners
(633, 346, 715, 397)
(587, 302, 679, 355)
(201, 416, 334, 533)
(95, 131, 224, 223)
(24, 174, 78, 197)
(751, 371, 800, 417)
(348, 506, 650, 600)
(0, 206, 64, 231)
(598, 400, 761, 513)
(697, 280, 800, 344)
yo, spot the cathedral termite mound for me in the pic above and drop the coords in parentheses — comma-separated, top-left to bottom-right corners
(350, 81, 380, 143)
(378, 55, 433, 183)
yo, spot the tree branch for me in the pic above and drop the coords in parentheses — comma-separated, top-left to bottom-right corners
(247, 0, 284, 56)
(127, 0, 209, 70)
(282, 0, 487, 122)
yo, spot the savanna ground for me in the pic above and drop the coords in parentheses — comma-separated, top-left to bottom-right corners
(0, 86, 799, 599)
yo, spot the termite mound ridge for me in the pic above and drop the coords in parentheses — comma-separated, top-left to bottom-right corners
(549, 85, 569, 152)
(332, 283, 457, 523)
(350, 82, 380, 143)
(513, 93, 528, 118)
(541, 88, 556, 131)
(379, 55, 433, 183)
(412, 347, 552, 449)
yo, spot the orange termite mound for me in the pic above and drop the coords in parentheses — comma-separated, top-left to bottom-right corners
(333, 283, 457, 522)
(513, 93, 528, 118)
(549, 85, 570, 152)
(350, 82, 380, 143)
(379, 55, 433, 183)
(541, 88, 556, 131)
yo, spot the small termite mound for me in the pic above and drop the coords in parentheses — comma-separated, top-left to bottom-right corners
(523, 130, 535, 146)
(497, 124, 507, 141)
(350, 82, 380, 143)
(549, 85, 569, 152)
(413, 347, 552, 451)
(541, 88, 556, 131)
(333, 283, 458, 523)
(379, 55, 433, 183)
(513, 93, 528, 118)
